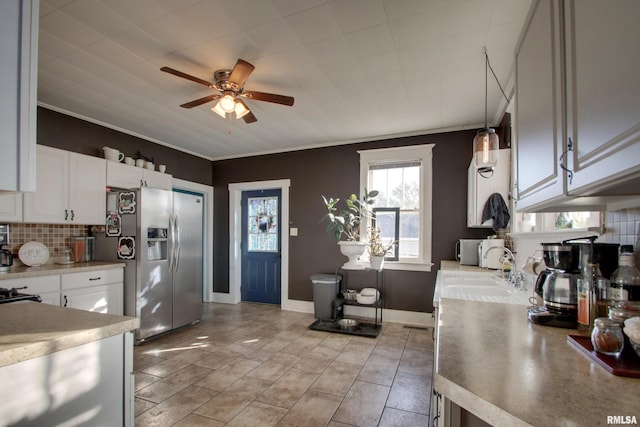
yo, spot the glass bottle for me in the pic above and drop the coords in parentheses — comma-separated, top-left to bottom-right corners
(577, 263, 601, 335)
(591, 317, 624, 356)
(609, 245, 640, 302)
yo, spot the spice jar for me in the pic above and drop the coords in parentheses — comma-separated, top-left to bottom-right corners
(591, 317, 624, 356)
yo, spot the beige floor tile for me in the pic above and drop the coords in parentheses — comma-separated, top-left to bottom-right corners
(194, 349, 242, 370)
(311, 360, 361, 396)
(226, 401, 288, 427)
(294, 351, 335, 373)
(224, 376, 274, 401)
(135, 371, 161, 391)
(379, 406, 431, 427)
(277, 389, 343, 427)
(357, 354, 400, 386)
(134, 385, 217, 427)
(134, 398, 155, 417)
(141, 348, 210, 377)
(246, 359, 289, 381)
(398, 347, 433, 376)
(406, 328, 434, 350)
(332, 381, 390, 427)
(334, 341, 375, 366)
(381, 323, 411, 340)
(134, 352, 165, 372)
(172, 413, 225, 426)
(386, 372, 431, 414)
(320, 333, 353, 350)
(136, 365, 213, 403)
(257, 368, 320, 409)
(326, 422, 352, 427)
(194, 368, 243, 392)
(279, 335, 324, 356)
(193, 392, 252, 423)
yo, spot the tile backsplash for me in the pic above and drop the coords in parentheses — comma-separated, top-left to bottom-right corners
(600, 207, 640, 248)
(4, 223, 89, 257)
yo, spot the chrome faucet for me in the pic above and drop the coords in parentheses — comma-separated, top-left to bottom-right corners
(483, 246, 526, 290)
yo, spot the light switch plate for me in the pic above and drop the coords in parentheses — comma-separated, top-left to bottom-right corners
(290, 227, 298, 236)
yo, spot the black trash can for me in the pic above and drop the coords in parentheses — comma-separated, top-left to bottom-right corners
(310, 273, 341, 320)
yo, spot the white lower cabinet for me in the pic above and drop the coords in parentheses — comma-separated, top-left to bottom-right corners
(0, 267, 123, 314)
(0, 332, 133, 427)
(61, 268, 124, 315)
(0, 275, 60, 306)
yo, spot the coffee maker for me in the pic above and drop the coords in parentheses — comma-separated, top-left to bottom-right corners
(528, 238, 619, 328)
(528, 243, 581, 328)
(0, 225, 13, 272)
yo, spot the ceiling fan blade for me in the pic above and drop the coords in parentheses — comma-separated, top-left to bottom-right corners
(160, 66, 214, 88)
(242, 110, 258, 124)
(242, 91, 294, 106)
(228, 59, 255, 88)
(180, 94, 220, 108)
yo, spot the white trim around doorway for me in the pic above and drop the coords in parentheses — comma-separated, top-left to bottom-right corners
(226, 179, 291, 308)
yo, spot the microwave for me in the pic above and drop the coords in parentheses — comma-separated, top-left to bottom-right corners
(456, 239, 482, 265)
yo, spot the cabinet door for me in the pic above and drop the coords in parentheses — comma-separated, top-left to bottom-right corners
(514, 0, 566, 211)
(0, 275, 61, 306)
(23, 145, 69, 223)
(63, 283, 123, 315)
(0, 0, 37, 192)
(0, 192, 23, 222)
(565, 0, 640, 195)
(68, 152, 106, 224)
(106, 162, 143, 189)
(143, 169, 172, 190)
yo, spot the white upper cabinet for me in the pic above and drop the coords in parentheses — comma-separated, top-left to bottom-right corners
(0, 193, 23, 223)
(564, 0, 640, 195)
(514, 0, 565, 211)
(23, 145, 106, 224)
(515, 0, 640, 212)
(0, 0, 38, 192)
(106, 161, 172, 190)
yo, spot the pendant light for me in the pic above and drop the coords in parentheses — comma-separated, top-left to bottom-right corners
(473, 47, 499, 173)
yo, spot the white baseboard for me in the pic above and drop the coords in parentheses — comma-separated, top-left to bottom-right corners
(206, 297, 433, 328)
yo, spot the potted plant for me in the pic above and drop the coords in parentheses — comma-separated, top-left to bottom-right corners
(368, 227, 396, 271)
(321, 190, 378, 269)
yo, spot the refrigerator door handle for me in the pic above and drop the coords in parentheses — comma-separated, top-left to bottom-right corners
(168, 213, 175, 271)
(174, 214, 181, 272)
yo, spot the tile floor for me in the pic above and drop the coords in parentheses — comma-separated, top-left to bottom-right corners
(134, 303, 434, 427)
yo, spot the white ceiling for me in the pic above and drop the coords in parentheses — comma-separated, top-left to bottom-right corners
(38, 0, 532, 161)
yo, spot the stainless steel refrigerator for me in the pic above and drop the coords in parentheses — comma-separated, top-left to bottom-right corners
(95, 187, 203, 343)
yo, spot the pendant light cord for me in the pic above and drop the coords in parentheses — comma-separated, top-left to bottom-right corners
(484, 47, 509, 105)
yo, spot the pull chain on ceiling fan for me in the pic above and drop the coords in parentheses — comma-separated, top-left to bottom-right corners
(160, 59, 294, 124)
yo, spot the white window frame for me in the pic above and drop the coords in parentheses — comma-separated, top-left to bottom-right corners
(358, 144, 434, 272)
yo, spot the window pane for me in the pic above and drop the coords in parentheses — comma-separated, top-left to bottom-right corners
(247, 196, 278, 252)
(399, 211, 420, 258)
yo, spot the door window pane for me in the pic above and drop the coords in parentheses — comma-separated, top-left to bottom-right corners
(248, 196, 278, 252)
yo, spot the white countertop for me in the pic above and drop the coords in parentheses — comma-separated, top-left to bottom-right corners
(0, 302, 138, 368)
(434, 299, 640, 426)
(0, 261, 125, 280)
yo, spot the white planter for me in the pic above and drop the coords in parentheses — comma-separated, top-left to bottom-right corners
(338, 241, 367, 270)
(370, 256, 385, 271)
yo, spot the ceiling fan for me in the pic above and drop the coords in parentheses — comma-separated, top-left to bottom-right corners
(160, 59, 294, 124)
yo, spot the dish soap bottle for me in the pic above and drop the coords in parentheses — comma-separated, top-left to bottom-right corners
(610, 245, 640, 302)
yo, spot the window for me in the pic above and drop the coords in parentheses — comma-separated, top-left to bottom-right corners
(359, 144, 434, 271)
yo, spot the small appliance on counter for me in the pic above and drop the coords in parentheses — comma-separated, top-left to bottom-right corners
(528, 237, 620, 329)
(0, 224, 12, 272)
(478, 238, 505, 269)
(456, 239, 482, 265)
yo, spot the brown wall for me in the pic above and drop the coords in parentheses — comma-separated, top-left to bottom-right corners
(38, 106, 505, 313)
(212, 130, 499, 313)
(37, 107, 213, 186)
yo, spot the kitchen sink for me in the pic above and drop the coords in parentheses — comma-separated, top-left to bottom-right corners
(434, 270, 532, 305)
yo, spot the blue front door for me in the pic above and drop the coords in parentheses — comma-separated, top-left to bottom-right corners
(241, 189, 282, 304)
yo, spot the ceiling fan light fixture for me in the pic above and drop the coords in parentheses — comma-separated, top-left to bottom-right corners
(219, 92, 236, 113)
(234, 100, 250, 119)
(211, 101, 227, 118)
